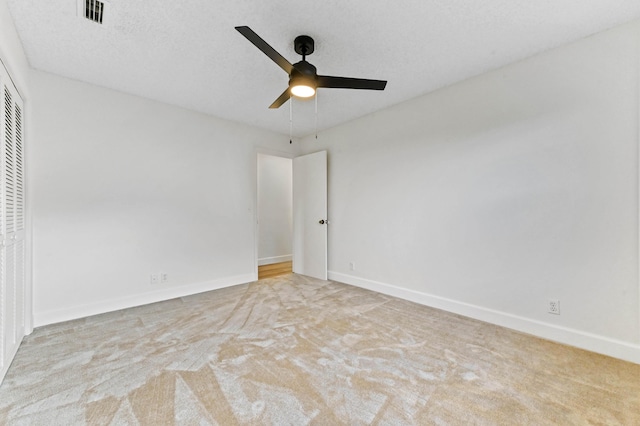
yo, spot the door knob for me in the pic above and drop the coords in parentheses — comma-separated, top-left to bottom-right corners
(319, 219, 326, 225)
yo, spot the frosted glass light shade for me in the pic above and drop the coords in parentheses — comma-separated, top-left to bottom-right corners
(291, 84, 316, 98)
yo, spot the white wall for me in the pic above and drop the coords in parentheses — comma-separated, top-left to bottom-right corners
(300, 21, 640, 363)
(257, 154, 292, 265)
(30, 70, 293, 325)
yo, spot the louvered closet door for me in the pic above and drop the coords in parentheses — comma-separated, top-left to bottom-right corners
(0, 63, 25, 383)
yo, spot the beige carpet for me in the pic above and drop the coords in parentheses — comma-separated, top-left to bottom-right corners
(0, 274, 638, 425)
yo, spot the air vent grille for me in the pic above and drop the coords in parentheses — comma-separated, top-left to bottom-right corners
(80, 0, 109, 25)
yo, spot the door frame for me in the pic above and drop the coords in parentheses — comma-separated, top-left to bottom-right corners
(253, 147, 295, 280)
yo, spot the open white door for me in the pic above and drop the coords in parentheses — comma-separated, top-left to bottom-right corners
(292, 151, 327, 280)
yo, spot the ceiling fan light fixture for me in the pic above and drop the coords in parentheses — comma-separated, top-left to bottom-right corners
(291, 84, 316, 98)
(289, 73, 317, 98)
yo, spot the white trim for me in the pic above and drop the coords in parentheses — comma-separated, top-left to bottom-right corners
(23, 96, 32, 336)
(636, 24, 640, 346)
(0, 57, 21, 99)
(329, 271, 640, 365)
(34, 273, 256, 327)
(255, 147, 295, 160)
(258, 255, 292, 266)
(0, 334, 20, 385)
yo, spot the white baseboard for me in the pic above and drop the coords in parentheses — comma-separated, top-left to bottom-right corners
(258, 255, 292, 266)
(328, 271, 640, 365)
(34, 273, 257, 327)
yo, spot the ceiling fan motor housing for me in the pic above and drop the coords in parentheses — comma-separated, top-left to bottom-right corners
(290, 60, 318, 86)
(291, 61, 318, 79)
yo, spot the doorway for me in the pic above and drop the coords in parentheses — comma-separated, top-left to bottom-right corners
(257, 153, 293, 279)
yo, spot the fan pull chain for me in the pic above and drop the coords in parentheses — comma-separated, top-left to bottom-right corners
(289, 97, 293, 144)
(315, 92, 318, 139)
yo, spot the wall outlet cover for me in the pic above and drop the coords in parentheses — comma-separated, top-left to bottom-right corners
(548, 299, 560, 315)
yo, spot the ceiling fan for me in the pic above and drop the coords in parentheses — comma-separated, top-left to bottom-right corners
(235, 26, 387, 109)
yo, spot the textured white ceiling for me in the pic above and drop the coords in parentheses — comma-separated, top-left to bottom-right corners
(7, 0, 640, 137)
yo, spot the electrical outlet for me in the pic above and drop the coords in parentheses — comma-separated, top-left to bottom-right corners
(160, 272, 168, 283)
(150, 274, 159, 284)
(548, 299, 560, 315)
(349, 261, 355, 271)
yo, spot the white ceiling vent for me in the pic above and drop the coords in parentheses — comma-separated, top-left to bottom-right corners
(78, 0, 110, 25)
